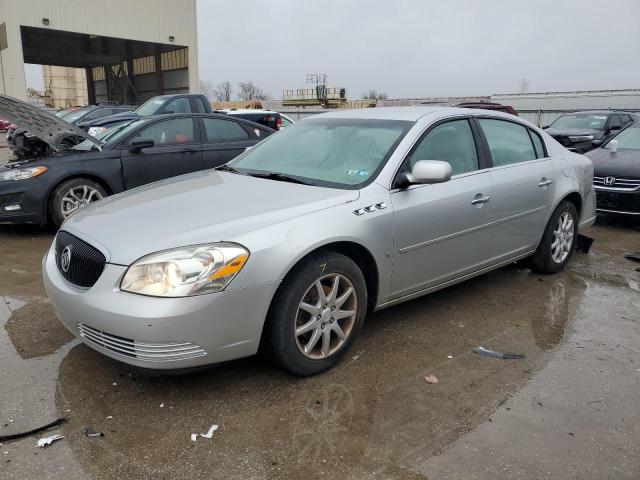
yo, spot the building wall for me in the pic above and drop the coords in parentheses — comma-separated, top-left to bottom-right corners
(42, 66, 88, 108)
(0, 0, 198, 99)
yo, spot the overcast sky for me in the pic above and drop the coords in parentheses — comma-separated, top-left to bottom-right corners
(197, 0, 640, 99)
(23, 0, 640, 100)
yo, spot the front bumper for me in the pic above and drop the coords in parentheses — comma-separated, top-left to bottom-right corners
(594, 186, 640, 216)
(43, 245, 280, 369)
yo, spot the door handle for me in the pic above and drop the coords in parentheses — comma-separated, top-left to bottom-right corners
(538, 178, 553, 187)
(471, 195, 491, 205)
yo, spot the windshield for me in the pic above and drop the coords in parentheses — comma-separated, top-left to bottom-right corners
(62, 107, 94, 123)
(604, 123, 640, 150)
(135, 97, 166, 116)
(56, 107, 78, 119)
(228, 118, 413, 188)
(550, 114, 608, 130)
(70, 120, 140, 151)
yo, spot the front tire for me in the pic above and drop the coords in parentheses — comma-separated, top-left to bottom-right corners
(265, 251, 367, 376)
(530, 201, 578, 274)
(49, 178, 107, 227)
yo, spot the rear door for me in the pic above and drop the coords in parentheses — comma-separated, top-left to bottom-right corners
(200, 117, 257, 169)
(476, 117, 556, 257)
(120, 117, 203, 189)
(390, 117, 497, 297)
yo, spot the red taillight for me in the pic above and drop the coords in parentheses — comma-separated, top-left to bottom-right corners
(276, 116, 282, 129)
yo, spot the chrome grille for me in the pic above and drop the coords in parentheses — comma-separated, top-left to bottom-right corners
(77, 323, 207, 362)
(594, 176, 640, 191)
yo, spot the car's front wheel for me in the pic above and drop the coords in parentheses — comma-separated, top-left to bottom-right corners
(50, 178, 107, 227)
(265, 251, 367, 376)
(530, 200, 578, 274)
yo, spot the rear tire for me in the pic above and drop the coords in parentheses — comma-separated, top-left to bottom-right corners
(49, 178, 107, 227)
(264, 251, 367, 376)
(530, 201, 578, 274)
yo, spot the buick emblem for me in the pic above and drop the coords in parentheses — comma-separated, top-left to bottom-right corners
(604, 176, 616, 186)
(60, 246, 72, 273)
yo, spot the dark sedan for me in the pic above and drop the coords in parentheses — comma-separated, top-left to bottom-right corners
(544, 111, 638, 153)
(586, 122, 640, 216)
(0, 110, 273, 226)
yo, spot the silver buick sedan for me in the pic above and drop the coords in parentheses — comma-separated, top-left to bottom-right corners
(43, 107, 596, 376)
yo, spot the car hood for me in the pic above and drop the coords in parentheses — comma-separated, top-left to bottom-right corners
(585, 148, 640, 177)
(0, 95, 100, 150)
(63, 170, 359, 265)
(545, 128, 602, 139)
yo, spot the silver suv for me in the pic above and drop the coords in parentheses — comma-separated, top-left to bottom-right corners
(43, 107, 596, 376)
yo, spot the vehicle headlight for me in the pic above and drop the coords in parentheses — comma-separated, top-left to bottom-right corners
(568, 135, 594, 141)
(120, 243, 249, 297)
(88, 126, 107, 137)
(0, 166, 48, 181)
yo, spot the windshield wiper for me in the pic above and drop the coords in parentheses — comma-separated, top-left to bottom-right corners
(216, 164, 242, 174)
(246, 172, 316, 186)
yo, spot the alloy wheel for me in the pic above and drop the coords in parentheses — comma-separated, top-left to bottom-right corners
(60, 185, 103, 218)
(551, 212, 574, 264)
(295, 273, 358, 360)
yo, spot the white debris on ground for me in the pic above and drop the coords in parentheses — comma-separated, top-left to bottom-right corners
(36, 434, 64, 448)
(190, 424, 218, 442)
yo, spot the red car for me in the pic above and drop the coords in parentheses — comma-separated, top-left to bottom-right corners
(0, 119, 16, 131)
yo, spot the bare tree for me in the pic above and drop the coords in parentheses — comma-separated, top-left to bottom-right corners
(362, 89, 388, 100)
(517, 77, 530, 94)
(237, 81, 270, 101)
(212, 81, 233, 101)
(200, 80, 215, 100)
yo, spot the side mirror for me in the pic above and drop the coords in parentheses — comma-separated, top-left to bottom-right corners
(609, 124, 622, 131)
(609, 140, 618, 153)
(406, 160, 452, 186)
(129, 138, 154, 153)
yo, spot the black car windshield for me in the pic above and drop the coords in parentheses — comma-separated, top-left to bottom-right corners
(135, 97, 166, 116)
(604, 123, 640, 150)
(70, 120, 141, 151)
(228, 118, 413, 188)
(550, 114, 608, 130)
(62, 107, 94, 124)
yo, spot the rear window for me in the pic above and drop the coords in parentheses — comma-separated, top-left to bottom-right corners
(203, 118, 249, 142)
(478, 119, 537, 167)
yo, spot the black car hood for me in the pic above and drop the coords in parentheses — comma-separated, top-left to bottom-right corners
(0, 95, 100, 150)
(585, 148, 640, 177)
(546, 127, 603, 139)
(78, 112, 140, 128)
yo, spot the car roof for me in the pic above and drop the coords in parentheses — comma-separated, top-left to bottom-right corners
(120, 112, 275, 130)
(561, 110, 635, 115)
(222, 109, 278, 114)
(313, 106, 518, 122)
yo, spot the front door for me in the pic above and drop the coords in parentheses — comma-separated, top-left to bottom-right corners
(390, 118, 497, 298)
(121, 117, 203, 189)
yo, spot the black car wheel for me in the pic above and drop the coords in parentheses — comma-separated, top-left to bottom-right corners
(49, 178, 107, 227)
(530, 201, 578, 274)
(264, 251, 367, 376)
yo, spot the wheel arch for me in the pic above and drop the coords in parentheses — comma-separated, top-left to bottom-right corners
(43, 173, 114, 222)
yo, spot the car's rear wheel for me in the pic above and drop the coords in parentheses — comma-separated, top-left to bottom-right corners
(265, 251, 367, 376)
(50, 178, 107, 227)
(530, 201, 578, 274)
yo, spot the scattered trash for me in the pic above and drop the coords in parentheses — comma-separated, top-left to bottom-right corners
(624, 252, 640, 263)
(112, 383, 117, 386)
(106, 416, 113, 419)
(0, 417, 67, 442)
(84, 427, 104, 438)
(575, 234, 594, 254)
(424, 374, 439, 384)
(160, 403, 164, 408)
(447, 355, 454, 359)
(8, 420, 14, 424)
(352, 350, 364, 360)
(472, 346, 526, 360)
(191, 424, 218, 442)
(36, 434, 64, 448)
(568, 432, 575, 437)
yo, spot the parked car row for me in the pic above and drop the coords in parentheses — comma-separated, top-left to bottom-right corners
(0, 94, 275, 226)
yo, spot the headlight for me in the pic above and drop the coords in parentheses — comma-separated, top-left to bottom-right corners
(0, 166, 48, 181)
(120, 243, 249, 297)
(88, 126, 107, 137)
(568, 135, 594, 141)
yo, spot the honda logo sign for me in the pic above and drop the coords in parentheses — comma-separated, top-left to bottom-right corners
(603, 177, 616, 186)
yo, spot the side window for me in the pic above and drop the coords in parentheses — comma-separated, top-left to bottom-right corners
(195, 98, 209, 113)
(529, 129, 546, 159)
(133, 118, 195, 145)
(478, 119, 536, 167)
(619, 114, 630, 125)
(410, 119, 478, 175)
(607, 114, 621, 128)
(203, 118, 249, 142)
(164, 97, 190, 114)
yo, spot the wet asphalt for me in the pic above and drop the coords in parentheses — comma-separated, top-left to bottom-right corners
(0, 216, 639, 479)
